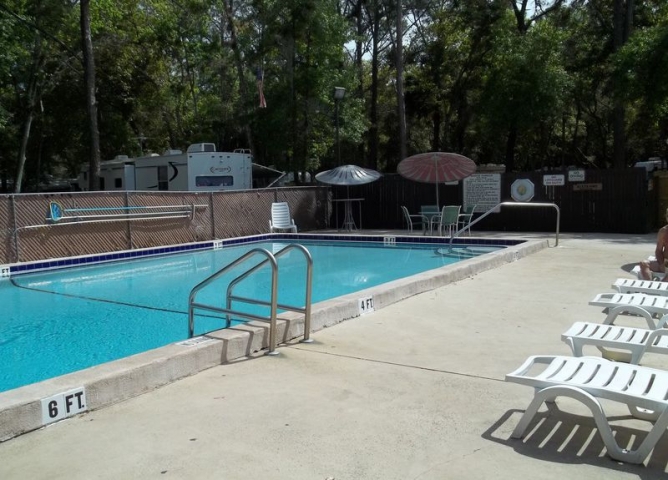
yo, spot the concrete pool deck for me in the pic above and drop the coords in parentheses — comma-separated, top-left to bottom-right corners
(2, 231, 668, 479)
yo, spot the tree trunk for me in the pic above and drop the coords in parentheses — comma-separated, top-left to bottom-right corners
(431, 110, 441, 151)
(80, 0, 101, 190)
(368, 0, 380, 170)
(354, 0, 366, 163)
(13, 35, 45, 193)
(395, 0, 407, 161)
(612, 0, 628, 169)
(355, 0, 364, 98)
(222, 0, 254, 152)
(14, 113, 34, 193)
(505, 126, 517, 172)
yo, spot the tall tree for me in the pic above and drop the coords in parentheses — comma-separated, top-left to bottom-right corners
(80, 0, 100, 190)
(611, 0, 633, 168)
(395, 0, 406, 161)
(12, 34, 44, 193)
(502, 0, 565, 170)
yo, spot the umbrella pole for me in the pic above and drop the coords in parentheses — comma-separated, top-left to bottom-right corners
(435, 183, 440, 209)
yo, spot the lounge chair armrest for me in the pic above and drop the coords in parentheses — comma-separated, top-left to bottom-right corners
(505, 355, 555, 379)
(646, 327, 668, 345)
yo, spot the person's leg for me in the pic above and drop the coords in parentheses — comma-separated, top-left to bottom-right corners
(640, 259, 661, 280)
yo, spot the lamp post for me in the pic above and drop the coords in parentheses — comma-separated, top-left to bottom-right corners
(334, 87, 345, 166)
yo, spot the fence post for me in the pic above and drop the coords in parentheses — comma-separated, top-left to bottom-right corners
(125, 191, 133, 250)
(209, 192, 215, 240)
(10, 195, 19, 262)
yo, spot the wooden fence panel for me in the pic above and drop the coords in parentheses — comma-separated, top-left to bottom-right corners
(348, 168, 654, 234)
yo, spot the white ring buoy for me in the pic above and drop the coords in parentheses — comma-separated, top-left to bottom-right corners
(511, 179, 534, 202)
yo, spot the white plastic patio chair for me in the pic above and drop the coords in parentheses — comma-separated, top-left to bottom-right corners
(457, 204, 477, 236)
(506, 354, 668, 464)
(269, 202, 297, 233)
(400, 206, 427, 234)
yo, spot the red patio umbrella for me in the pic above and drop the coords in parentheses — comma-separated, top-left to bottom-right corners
(397, 152, 476, 208)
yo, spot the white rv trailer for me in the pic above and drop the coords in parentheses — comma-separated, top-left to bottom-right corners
(77, 143, 282, 192)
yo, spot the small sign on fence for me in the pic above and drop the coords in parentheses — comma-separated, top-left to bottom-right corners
(573, 183, 603, 191)
(543, 174, 565, 186)
(568, 170, 585, 182)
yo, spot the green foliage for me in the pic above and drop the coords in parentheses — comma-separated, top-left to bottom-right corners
(1, 0, 667, 191)
(478, 12, 570, 167)
(616, 24, 668, 117)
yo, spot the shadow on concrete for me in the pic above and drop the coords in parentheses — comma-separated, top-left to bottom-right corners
(482, 406, 668, 477)
(621, 262, 638, 274)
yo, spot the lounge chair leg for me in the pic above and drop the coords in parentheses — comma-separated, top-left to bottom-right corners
(563, 337, 584, 357)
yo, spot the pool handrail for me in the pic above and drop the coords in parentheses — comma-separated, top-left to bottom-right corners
(448, 202, 560, 247)
(188, 248, 278, 353)
(225, 243, 313, 344)
(188, 244, 314, 355)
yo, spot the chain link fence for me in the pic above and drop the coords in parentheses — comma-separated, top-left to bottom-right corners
(0, 187, 329, 264)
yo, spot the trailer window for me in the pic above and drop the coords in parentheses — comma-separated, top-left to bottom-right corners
(158, 166, 168, 190)
(115, 178, 123, 188)
(196, 176, 234, 187)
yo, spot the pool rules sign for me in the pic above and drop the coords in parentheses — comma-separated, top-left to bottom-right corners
(41, 387, 87, 425)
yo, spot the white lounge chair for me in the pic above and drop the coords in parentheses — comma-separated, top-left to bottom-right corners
(269, 202, 297, 233)
(562, 320, 668, 364)
(590, 292, 668, 326)
(562, 303, 668, 362)
(614, 278, 668, 296)
(506, 355, 668, 464)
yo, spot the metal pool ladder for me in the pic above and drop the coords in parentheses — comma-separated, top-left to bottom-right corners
(187, 243, 313, 355)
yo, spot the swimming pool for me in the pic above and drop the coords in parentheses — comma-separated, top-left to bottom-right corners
(2, 238, 505, 393)
(1, 233, 546, 442)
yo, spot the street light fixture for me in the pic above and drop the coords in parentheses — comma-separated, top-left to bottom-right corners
(334, 87, 345, 166)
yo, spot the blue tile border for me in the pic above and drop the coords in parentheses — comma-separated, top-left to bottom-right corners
(3, 233, 524, 278)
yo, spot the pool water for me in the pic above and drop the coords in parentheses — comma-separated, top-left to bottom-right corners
(1, 240, 502, 392)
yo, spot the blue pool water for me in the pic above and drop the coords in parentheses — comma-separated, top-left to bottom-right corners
(1, 240, 503, 393)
